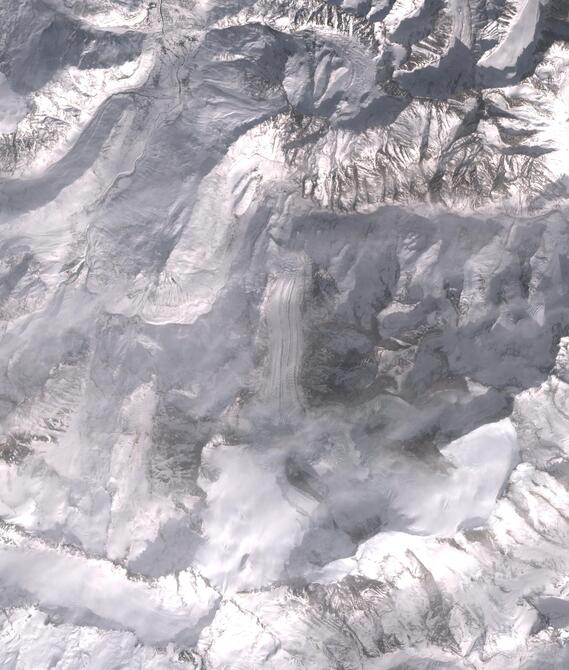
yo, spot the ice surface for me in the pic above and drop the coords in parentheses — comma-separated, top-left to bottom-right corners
(1, 0, 569, 667)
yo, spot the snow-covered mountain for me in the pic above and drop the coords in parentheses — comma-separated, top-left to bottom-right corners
(1, 0, 569, 667)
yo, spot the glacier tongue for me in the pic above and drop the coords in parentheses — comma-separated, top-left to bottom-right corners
(1, 0, 569, 668)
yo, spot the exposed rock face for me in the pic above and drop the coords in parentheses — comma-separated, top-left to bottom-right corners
(1, 0, 569, 668)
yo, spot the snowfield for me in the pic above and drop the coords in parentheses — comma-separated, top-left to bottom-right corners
(1, 0, 569, 667)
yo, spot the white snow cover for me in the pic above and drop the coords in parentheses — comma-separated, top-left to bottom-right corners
(0, 73, 27, 133)
(1, 0, 569, 668)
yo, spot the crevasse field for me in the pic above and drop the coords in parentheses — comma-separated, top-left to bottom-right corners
(1, 1, 569, 668)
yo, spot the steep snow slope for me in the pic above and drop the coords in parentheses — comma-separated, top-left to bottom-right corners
(1, 0, 569, 668)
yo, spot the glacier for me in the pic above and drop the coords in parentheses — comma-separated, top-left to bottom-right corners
(1, 0, 569, 668)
